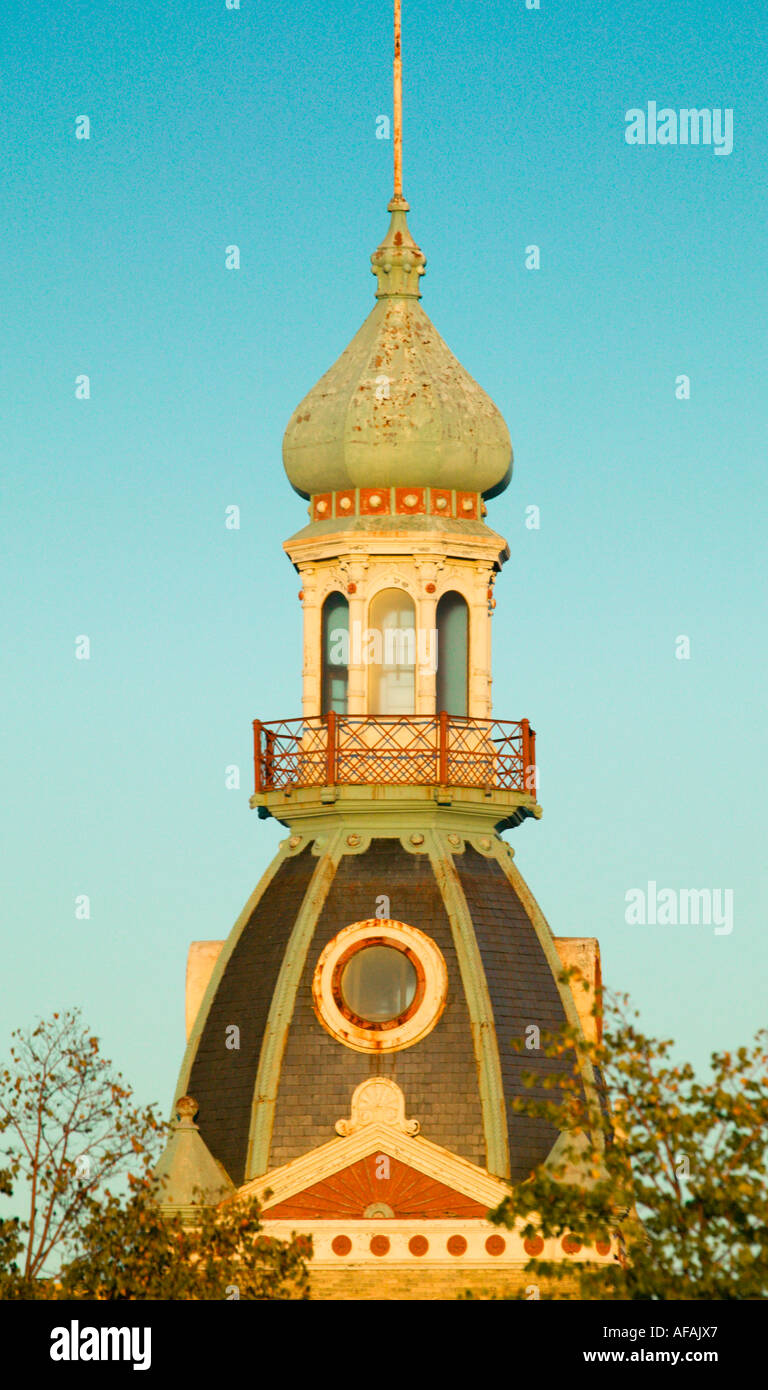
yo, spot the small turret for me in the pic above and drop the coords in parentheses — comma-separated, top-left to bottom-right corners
(154, 1095, 234, 1215)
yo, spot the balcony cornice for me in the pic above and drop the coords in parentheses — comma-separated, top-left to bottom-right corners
(249, 781, 541, 836)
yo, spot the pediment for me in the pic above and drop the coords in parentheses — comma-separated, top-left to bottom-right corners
(240, 1121, 510, 1217)
(261, 1152, 488, 1219)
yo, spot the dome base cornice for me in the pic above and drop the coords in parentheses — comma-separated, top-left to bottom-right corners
(284, 510, 510, 571)
(250, 782, 541, 839)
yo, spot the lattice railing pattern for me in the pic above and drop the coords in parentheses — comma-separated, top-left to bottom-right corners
(253, 714, 537, 796)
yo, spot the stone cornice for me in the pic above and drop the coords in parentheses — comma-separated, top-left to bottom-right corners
(250, 782, 541, 836)
(283, 514, 510, 570)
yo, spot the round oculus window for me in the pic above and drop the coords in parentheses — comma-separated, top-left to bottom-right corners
(312, 919, 448, 1054)
(337, 943, 420, 1027)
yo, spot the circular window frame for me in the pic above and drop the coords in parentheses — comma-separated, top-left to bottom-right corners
(333, 938, 425, 1031)
(312, 919, 448, 1053)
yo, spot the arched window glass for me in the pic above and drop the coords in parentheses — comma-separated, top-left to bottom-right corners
(321, 593, 349, 716)
(368, 588, 416, 715)
(436, 591, 468, 716)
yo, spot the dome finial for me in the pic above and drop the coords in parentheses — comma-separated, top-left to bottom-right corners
(370, 4, 425, 298)
(393, 0, 404, 203)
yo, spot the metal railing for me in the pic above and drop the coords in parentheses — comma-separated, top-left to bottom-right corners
(252, 713, 537, 796)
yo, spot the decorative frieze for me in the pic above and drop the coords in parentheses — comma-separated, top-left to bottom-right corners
(312, 487, 480, 523)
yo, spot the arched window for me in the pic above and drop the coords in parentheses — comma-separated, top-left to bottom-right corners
(321, 593, 349, 716)
(436, 591, 468, 716)
(368, 588, 416, 715)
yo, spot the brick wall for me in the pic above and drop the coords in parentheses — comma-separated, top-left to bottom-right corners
(308, 1266, 579, 1301)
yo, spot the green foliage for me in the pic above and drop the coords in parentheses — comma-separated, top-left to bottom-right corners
(0, 1010, 311, 1299)
(489, 989, 768, 1300)
(56, 1183, 311, 1300)
(0, 1166, 32, 1298)
(0, 1009, 164, 1284)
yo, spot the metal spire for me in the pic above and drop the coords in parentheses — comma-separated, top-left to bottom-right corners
(371, 0, 425, 293)
(394, 0, 403, 200)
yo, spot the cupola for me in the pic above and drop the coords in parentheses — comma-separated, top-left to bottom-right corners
(157, 2, 610, 1304)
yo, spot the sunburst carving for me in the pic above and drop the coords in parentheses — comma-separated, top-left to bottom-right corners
(264, 1153, 488, 1220)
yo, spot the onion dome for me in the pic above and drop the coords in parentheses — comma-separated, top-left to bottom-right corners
(282, 196, 512, 501)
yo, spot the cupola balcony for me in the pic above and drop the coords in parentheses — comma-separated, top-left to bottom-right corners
(252, 713, 537, 798)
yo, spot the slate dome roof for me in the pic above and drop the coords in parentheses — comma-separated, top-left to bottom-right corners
(176, 835, 583, 1191)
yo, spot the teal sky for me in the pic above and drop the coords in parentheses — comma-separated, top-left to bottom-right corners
(1, 0, 766, 1139)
